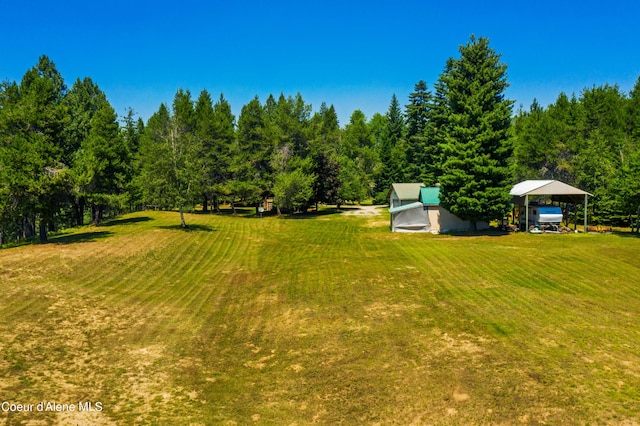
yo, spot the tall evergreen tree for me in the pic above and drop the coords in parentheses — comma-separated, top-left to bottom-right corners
(320, 103, 339, 136)
(122, 108, 144, 156)
(199, 92, 235, 212)
(375, 94, 407, 196)
(438, 35, 514, 229)
(624, 78, 640, 230)
(0, 81, 21, 244)
(74, 100, 130, 225)
(546, 92, 584, 184)
(269, 92, 312, 158)
(231, 96, 271, 212)
(513, 99, 554, 180)
(63, 78, 107, 166)
(405, 80, 432, 182)
(121, 108, 144, 211)
(578, 84, 630, 224)
(0, 56, 70, 242)
(65, 77, 109, 225)
(339, 110, 378, 202)
(138, 104, 173, 209)
(422, 70, 451, 185)
(309, 103, 341, 209)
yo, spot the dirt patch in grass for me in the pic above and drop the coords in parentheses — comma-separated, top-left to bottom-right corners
(341, 205, 385, 216)
(0, 276, 202, 424)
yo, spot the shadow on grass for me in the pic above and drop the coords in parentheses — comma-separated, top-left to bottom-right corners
(49, 231, 114, 245)
(101, 216, 153, 227)
(155, 224, 216, 232)
(191, 207, 260, 219)
(602, 230, 640, 238)
(283, 209, 344, 219)
(443, 229, 512, 237)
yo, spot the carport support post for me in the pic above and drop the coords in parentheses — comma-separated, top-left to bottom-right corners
(584, 194, 588, 233)
(525, 195, 529, 232)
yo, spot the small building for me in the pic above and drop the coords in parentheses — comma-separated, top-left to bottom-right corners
(388, 184, 488, 233)
(419, 187, 489, 233)
(387, 183, 428, 232)
(388, 183, 424, 209)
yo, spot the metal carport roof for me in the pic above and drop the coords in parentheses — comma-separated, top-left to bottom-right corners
(510, 180, 593, 198)
(510, 180, 593, 232)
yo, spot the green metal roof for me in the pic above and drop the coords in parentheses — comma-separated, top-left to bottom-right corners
(419, 187, 441, 205)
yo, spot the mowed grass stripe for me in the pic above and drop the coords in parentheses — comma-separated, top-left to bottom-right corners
(97, 214, 258, 339)
(163, 216, 266, 326)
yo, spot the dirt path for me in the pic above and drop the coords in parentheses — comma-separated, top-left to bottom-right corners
(340, 205, 386, 216)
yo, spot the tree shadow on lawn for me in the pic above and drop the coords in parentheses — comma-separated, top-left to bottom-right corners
(49, 231, 114, 245)
(598, 230, 640, 238)
(443, 229, 512, 237)
(273, 210, 335, 220)
(101, 216, 153, 227)
(155, 224, 216, 232)
(193, 207, 260, 218)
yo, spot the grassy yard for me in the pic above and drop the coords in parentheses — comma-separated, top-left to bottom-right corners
(1, 207, 639, 424)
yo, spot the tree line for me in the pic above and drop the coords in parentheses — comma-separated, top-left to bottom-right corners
(1, 35, 639, 245)
(513, 83, 640, 227)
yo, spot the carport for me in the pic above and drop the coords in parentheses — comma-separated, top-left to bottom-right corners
(510, 180, 593, 232)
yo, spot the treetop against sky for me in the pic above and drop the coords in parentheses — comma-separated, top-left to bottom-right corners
(2, 1, 640, 124)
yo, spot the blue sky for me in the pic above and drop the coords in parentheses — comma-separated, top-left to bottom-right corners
(2, 1, 640, 126)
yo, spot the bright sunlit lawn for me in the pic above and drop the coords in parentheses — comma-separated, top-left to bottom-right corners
(1, 207, 639, 424)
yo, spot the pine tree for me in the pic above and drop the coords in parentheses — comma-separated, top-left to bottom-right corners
(340, 110, 377, 202)
(375, 94, 406, 196)
(63, 78, 107, 166)
(625, 77, 640, 231)
(193, 91, 235, 212)
(0, 56, 70, 242)
(405, 80, 432, 182)
(74, 100, 130, 225)
(122, 108, 144, 211)
(578, 84, 629, 224)
(138, 104, 174, 209)
(65, 77, 109, 225)
(512, 99, 556, 180)
(422, 71, 450, 185)
(546, 92, 584, 185)
(309, 103, 341, 209)
(438, 35, 514, 229)
(230, 96, 271, 213)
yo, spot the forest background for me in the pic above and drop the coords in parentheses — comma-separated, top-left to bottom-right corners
(1, 36, 640, 245)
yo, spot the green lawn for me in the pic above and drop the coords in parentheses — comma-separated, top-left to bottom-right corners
(1, 208, 639, 424)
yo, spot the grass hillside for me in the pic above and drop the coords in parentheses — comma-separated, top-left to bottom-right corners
(1, 208, 639, 424)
